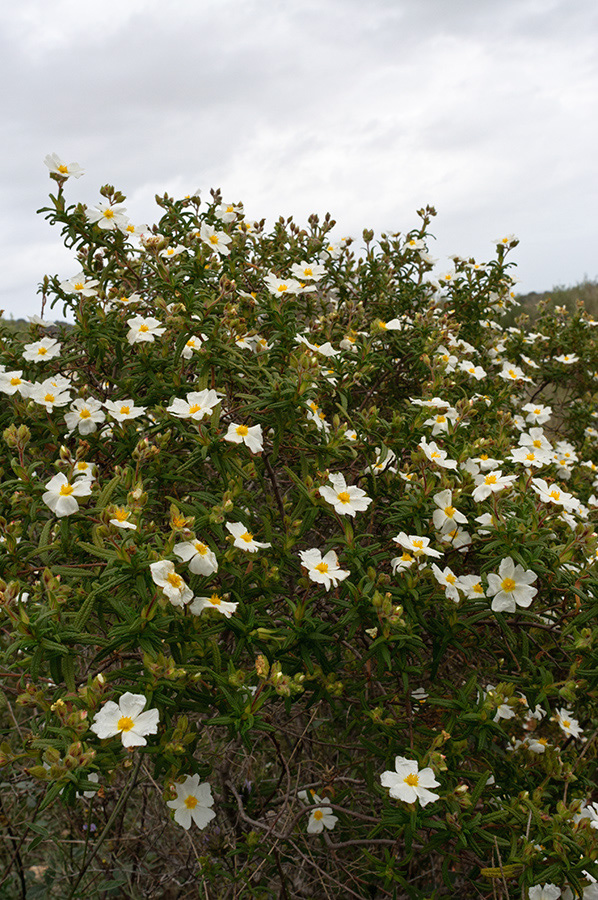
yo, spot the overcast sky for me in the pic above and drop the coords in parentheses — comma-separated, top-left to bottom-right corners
(2, 0, 597, 320)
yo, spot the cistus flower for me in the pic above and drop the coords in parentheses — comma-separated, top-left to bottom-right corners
(224, 422, 263, 454)
(189, 593, 238, 618)
(44, 153, 84, 179)
(149, 561, 193, 607)
(199, 223, 232, 256)
(298, 790, 338, 833)
(167, 389, 221, 421)
(86, 202, 129, 231)
(486, 557, 537, 613)
(318, 472, 372, 517)
(42, 473, 93, 517)
(22, 338, 61, 362)
(64, 398, 106, 435)
(166, 775, 216, 830)
(126, 316, 166, 345)
(104, 399, 147, 422)
(553, 708, 583, 739)
(90, 692, 159, 748)
(59, 273, 100, 297)
(380, 756, 440, 807)
(174, 539, 218, 575)
(225, 521, 271, 553)
(298, 548, 350, 590)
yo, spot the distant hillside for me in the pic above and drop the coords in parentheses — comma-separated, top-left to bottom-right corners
(515, 278, 598, 320)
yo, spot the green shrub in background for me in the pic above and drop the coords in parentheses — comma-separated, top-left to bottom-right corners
(1, 156, 598, 899)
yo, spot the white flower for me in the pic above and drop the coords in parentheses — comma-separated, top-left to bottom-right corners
(264, 273, 303, 296)
(455, 574, 486, 599)
(298, 548, 350, 590)
(109, 508, 137, 530)
(509, 446, 551, 468)
(224, 422, 263, 454)
(29, 379, 71, 412)
(553, 707, 583, 739)
(174, 540, 218, 576)
(215, 201, 243, 223)
(182, 334, 207, 358)
(459, 361, 487, 380)
(528, 886, 561, 900)
(432, 490, 467, 533)
(199, 223, 232, 256)
(392, 533, 442, 560)
(126, 316, 165, 344)
(531, 478, 580, 513)
(42, 473, 93, 517)
(290, 261, 326, 280)
(22, 338, 61, 362)
(0, 370, 30, 396)
(44, 153, 84, 179)
(189, 593, 238, 618)
(486, 557, 537, 613)
(522, 402, 552, 425)
(166, 775, 216, 830)
(64, 398, 106, 435)
(519, 428, 553, 454)
(554, 354, 579, 364)
(499, 363, 532, 382)
(431, 564, 461, 602)
(226, 521, 271, 553)
(149, 560, 193, 608)
(472, 470, 517, 502)
(104, 399, 147, 422)
(90, 692, 159, 748)
(493, 234, 518, 248)
(419, 438, 457, 470)
(319, 472, 372, 517)
(167, 389, 221, 421)
(364, 447, 397, 475)
(86, 202, 129, 231)
(159, 244, 187, 260)
(380, 756, 440, 807)
(60, 273, 100, 297)
(297, 791, 338, 833)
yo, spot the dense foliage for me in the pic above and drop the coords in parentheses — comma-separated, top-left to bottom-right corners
(1, 158, 598, 898)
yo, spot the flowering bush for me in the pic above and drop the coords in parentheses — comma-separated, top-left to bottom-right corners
(0, 158, 598, 898)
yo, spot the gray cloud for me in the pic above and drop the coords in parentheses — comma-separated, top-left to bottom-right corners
(1, 0, 597, 318)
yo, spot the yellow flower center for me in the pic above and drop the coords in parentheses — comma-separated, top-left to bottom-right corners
(444, 506, 455, 517)
(446, 574, 456, 585)
(59, 484, 74, 496)
(473, 583, 484, 594)
(79, 409, 91, 419)
(209, 594, 222, 606)
(139, 324, 149, 333)
(508, 369, 516, 378)
(277, 284, 288, 292)
(240, 532, 253, 543)
(188, 404, 201, 414)
(184, 795, 198, 809)
(313, 809, 324, 820)
(10, 377, 21, 385)
(194, 542, 208, 554)
(126, 224, 135, 232)
(501, 577, 516, 592)
(117, 715, 134, 732)
(74, 282, 85, 291)
(209, 234, 219, 244)
(412, 539, 424, 549)
(549, 490, 561, 501)
(44, 393, 55, 402)
(431, 451, 440, 459)
(526, 453, 535, 461)
(120, 405, 130, 415)
(337, 491, 351, 504)
(114, 509, 129, 522)
(167, 572, 183, 588)
(315, 562, 329, 574)
(404, 773, 419, 787)
(436, 415, 446, 423)
(533, 439, 542, 448)
(103, 209, 115, 219)
(58, 164, 69, 174)
(236, 425, 249, 436)
(304, 267, 313, 276)
(485, 475, 497, 485)
(37, 347, 47, 355)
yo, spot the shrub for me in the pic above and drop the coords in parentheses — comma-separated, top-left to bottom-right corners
(0, 160, 597, 898)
